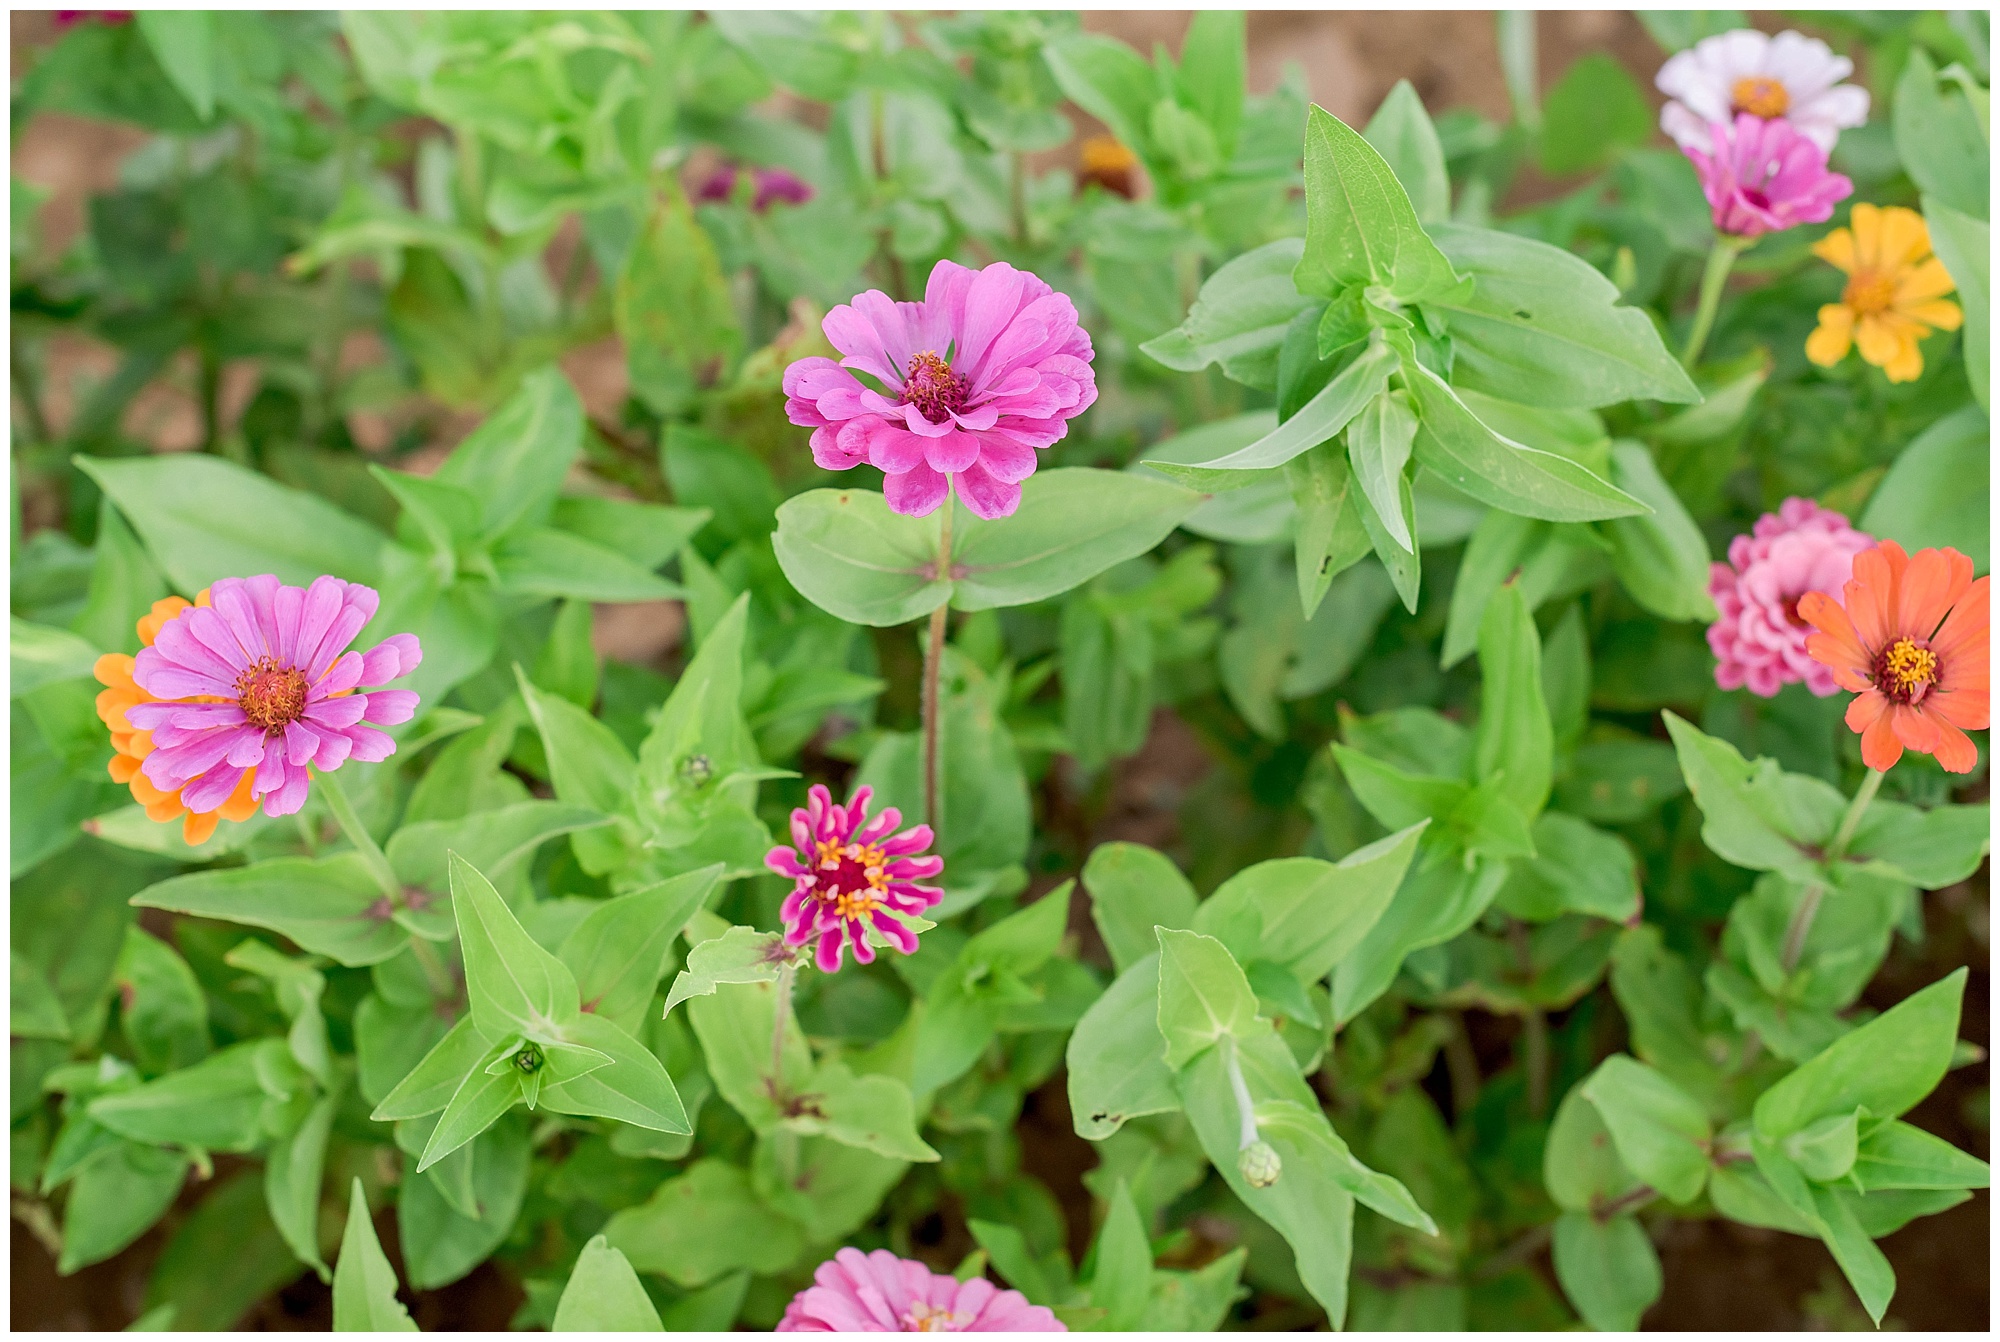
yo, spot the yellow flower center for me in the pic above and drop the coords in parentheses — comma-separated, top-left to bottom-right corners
(812, 839, 891, 917)
(902, 1304, 958, 1332)
(1732, 75, 1791, 119)
(1878, 638, 1939, 702)
(1842, 270, 1899, 316)
(236, 657, 310, 733)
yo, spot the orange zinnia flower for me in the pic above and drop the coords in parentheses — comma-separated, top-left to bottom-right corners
(92, 591, 258, 845)
(1798, 541, 1989, 773)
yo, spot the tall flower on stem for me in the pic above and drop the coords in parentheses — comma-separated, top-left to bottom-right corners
(1805, 203, 1962, 383)
(767, 784, 943, 974)
(781, 259, 1097, 521)
(118, 574, 422, 819)
(1799, 541, 1989, 774)
(1679, 113, 1853, 365)
(778, 1247, 1064, 1332)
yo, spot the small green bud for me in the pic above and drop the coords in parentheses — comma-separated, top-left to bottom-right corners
(679, 753, 713, 787)
(1238, 1140, 1281, 1189)
(512, 1043, 545, 1075)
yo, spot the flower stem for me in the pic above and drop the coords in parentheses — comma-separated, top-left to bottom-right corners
(1779, 881, 1826, 976)
(1827, 766, 1886, 863)
(1681, 233, 1748, 368)
(921, 504, 953, 833)
(1223, 1035, 1260, 1151)
(406, 936, 457, 1002)
(319, 771, 398, 899)
(769, 960, 796, 1102)
(1009, 149, 1029, 245)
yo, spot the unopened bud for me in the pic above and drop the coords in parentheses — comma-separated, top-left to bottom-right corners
(1238, 1140, 1282, 1189)
(512, 1043, 545, 1074)
(680, 753, 713, 787)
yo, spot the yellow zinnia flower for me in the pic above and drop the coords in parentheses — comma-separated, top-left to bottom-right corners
(1805, 203, 1962, 383)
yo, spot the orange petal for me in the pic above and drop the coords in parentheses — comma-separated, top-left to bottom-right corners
(1845, 689, 1889, 733)
(92, 654, 137, 690)
(1926, 713, 1981, 774)
(1930, 574, 1990, 664)
(1799, 591, 1873, 677)
(143, 796, 187, 823)
(182, 810, 221, 846)
(1926, 685, 1991, 732)
(1860, 706, 1905, 771)
(1904, 298, 1962, 332)
(1846, 544, 1906, 650)
(1890, 702, 1944, 758)
(1898, 547, 1965, 639)
(219, 771, 261, 822)
(108, 755, 141, 784)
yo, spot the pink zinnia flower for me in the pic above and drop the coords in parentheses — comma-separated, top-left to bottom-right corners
(766, 785, 943, 975)
(1707, 497, 1874, 698)
(781, 260, 1097, 520)
(127, 575, 422, 817)
(778, 1248, 1065, 1332)
(1685, 113, 1853, 238)
(694, 163, 814, 212)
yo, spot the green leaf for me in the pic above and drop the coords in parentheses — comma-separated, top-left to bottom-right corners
(1846, 796, 1991, 889)
(1088, 1178, 1155, 1328)
(74, 500, 171, 655)
(1859, 405, 1988, 571)
(1661, 712, 1840, 880)
(787, 1060, 938, 1163)
(1147, 339, 1395, 475)
(430, 364, 583, 542)
(1601, 440, 1716, 620)
(560, 866, 721, 1033)
(10, 948, 69, 1040)
(1893, 50, 1988, 222)
(135, 11, 215, 119)
(332, 1179, 418, 1332)
(1042, 32, 1157, 158)
(1405, 361, 1647, 522)
(57, 1141, 189, 1274)
(1551, 1211, 1660, 1331)
(1754, 969, 1967, 1140)
(1578, 1056, 1711, 1204)
(388, 801, 612, 914)
(10, 617, 100, 698)
(88, 1039, 299, 1152)
(265, 1090, 338, 1280)
(112, 927, 209, 1075)
(1140, 239, 1312, 390)
(1083, 842, 1200, 976)
(450, 851, 581, 1041)
(772, 487, 949, 626)
(1177, 10, 1245, 152)
(1472, 581, 1552, 821)
(538, 1011, 691, 1137)
(663, 926, 787, 1016)
(602, 1159, 806, 1287)
(1851, 1120, 1992, 1192)
(1499, 813, 1640, 923)
(913, 887, 1073, 1094)
(1362, 80, 1449, 226)
(617, 187, 743, 417)
(373, 1014, 489, 1121)
(131, 854, 407, 967)
(1285, 440, 1374, 618)
(1348, 388, 1420, 556)
(1544, 1084, 1643, 1214)
(418, 1056, 520, 1172)
(1154, 928, 1261, 1068)
(967, 1218, 1064, 1306)
(1295, 104, 1458, 305)
(551, 496, 709, 572)
(1431, 222, 1697, 408)
(1137, 1250, 1248, 1331)
(517, 672, 638, 875)
(76, 453, 387, 592)
(689, 977, 813, 1131)
(493, 527, 684, 603)
(398, 1118, 530, 1291)
(1067, 955, 1180, 1141)
(553, 1235, 664, 1331)
(1538, 53, 1652, 175)
(1923, 198, 1988, 411)
(950, 469, 1203, 610)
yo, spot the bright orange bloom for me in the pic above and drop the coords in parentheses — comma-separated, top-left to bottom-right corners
(92, 592, 258, 845)
(1798, 541, 1989, 774)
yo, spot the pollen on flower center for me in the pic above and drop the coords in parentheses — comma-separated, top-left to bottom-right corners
(814, 841, 890, 898)
(236, 657, 309, 733)
(902, 1304, 959, 1332)
(1841, 270, 1899, 315)
(903, 351, 967, 425)
(1878, 637, 1939, 702)
(1731, 75, 1790, 119)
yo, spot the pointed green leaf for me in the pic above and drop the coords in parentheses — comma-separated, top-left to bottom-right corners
(373, 1013, 489, 1122)
(1090, 1179, 1155, 1330)
(1154, 928, 1261, 1069)
(1082, 842, 1200, 977)
(1578, 1056, 1712, 1204)
(333, 1180, 418, 1331)
(418, 1056, 520, 1172)
(450, 851, 581, 1041)
(1754, 969, 1968, 1140)
(1362, 80, 1449, 225)
(1472, 581, 1553, 822)
(539, 1011, 690, 1136)
(1551, 1211, 1660, 1332)
(1295, 104, 1457, 304)
(553, 1235, 664, 1331)
(663, 926, 788, 1016)
(561, 865, 722, 1033)
(1067, 955, 1180, 1141)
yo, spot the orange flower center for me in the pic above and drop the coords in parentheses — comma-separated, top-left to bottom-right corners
(812, 839, 890, 918)
(237, 657, 309, 733)
(902, 1304, 957, 1332)
(903, 351, 967, 425)
(1877, 637, 1939, 704)
(1842, 270, 1899, 316)
(1731, 75, 1790, 119)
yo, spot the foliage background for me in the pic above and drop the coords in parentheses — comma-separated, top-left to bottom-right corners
(9, 7, 1989, 1332)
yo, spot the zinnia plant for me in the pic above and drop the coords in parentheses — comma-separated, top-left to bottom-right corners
(1655, 27, 1869, 152)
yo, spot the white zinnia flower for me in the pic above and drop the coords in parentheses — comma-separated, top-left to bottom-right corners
(1656, 29, 1870, 154)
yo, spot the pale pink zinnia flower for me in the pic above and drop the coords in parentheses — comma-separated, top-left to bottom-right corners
(781, 260, 1097, 519)
(1707, 498, 1874, 698)
(1657, 28, 1870, 155)
(128, 575, 422, 816)
(767, 786, 943, 975)
(1685, 113, 1853, 238)
(778, 1248, 1065, 1332)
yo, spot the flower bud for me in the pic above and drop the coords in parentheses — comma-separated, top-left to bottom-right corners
(1238, 1140, 1282, 1189)
(512, 1043, 545, 1074)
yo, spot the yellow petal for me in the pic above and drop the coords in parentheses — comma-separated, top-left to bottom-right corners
(1876, 206, 1930, 270)
(1805, 304, 1856, 366)
(1812, 227, 1858, 274)
(1896, 257, 1958, 305)
(1853, 312, 1908, 370)
(1904, 298, 1963, 332)
(1848, 202, 1884, 269)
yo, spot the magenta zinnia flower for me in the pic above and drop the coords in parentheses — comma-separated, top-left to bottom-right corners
(127, 575, 422, 817)
(778, 1248, 1065, 1332)
(781, 260, 1097, 520)
(1685, 113, 1853, 238)
(1707, 497, 1874, 698)
(766, 785, 943, 975)
(694, 163, 814, 212)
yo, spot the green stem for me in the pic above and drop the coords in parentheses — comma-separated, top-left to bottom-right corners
(1826, 767, 1886, 863)
(1009, 149, 1029, 245)
(319, 771, 398, 899)
(769, 959, 796, 1103)
(407, 936, 456, 1002)
(1681, 234, 1748, 368)
(921, 504, 953, 832)
(1779, 882, 1826, 976)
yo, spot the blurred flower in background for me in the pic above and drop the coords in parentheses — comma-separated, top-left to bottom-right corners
(1806, 203, 1963, 382)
